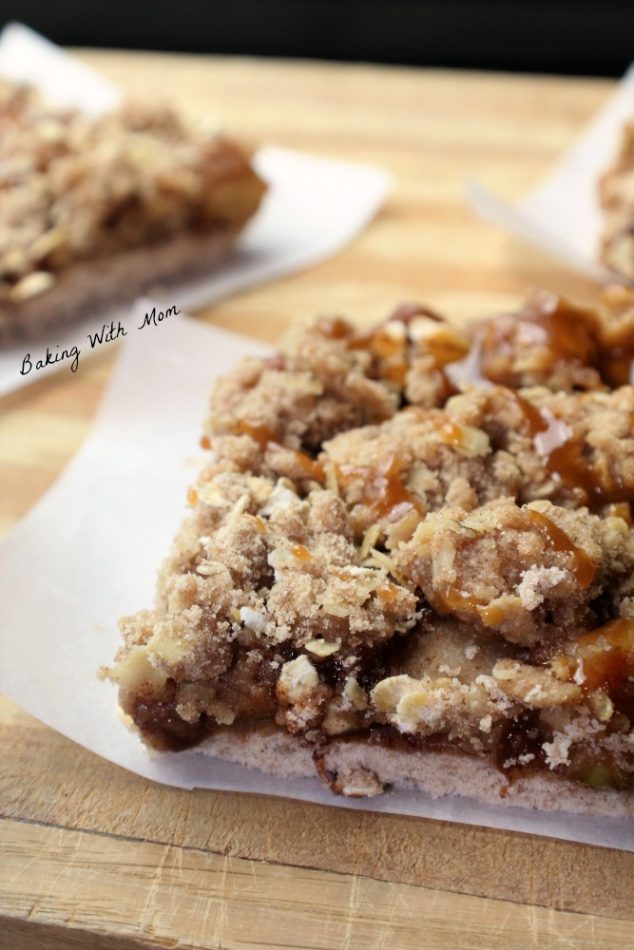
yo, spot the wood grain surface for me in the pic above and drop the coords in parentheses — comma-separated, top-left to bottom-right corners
(1, 50, 632, 948)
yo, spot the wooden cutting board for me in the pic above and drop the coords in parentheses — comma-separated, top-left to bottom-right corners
(1, 50, 633, 949)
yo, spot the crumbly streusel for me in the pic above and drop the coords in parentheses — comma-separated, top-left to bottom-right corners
(107, 288, 634, 796)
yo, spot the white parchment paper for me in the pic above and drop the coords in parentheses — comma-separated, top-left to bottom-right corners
(1, 304, 632, 850)
(468, 65, 634, 283)
(0, 24, 391, 398)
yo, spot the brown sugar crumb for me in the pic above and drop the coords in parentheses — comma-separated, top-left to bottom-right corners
(107, 289, 634, 796)
(396, 499, 633, 647)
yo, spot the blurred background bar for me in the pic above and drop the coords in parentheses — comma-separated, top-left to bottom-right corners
(1, 0, 633, 76)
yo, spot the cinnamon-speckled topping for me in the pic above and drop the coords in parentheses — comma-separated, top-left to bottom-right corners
(107, 288, 634, 796)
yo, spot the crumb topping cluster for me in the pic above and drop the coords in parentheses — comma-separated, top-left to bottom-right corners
(109, 288, 634, 796)
(0, 79, 265, 308)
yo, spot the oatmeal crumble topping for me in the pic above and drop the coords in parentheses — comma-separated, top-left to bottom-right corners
(107, 288, 634, 796)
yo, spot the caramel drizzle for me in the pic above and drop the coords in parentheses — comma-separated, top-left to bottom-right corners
(436, 420, 470, 447)
(450, 295, 602, 389)
(234, 420, 325, 483)
(346, 307, 467, 391)
(523, 509, 595, 589)
(558, 617, 634, 694)
(349, 324, 409, 386)
(432, 587, 486, 616)
(316, 316, 351, 340)
(601, 337, 634, 387)
(292, 451, 325, 483)
(330, 292, 632, 394)
(376, 582, 400, 603)
(235, 419, 277, 449)
(338, 454, 424, 520)
(238, 295, 633, 504)
(447, 292, 634, 391)
(430, 508, 594, 619)
(545, 432, 629, 507)
(504, 390, 633, 509)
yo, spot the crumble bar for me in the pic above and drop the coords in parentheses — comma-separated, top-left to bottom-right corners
(0, 79, 266, 342)
(599, 121, 634, 280)
(107, 288, 634, 804)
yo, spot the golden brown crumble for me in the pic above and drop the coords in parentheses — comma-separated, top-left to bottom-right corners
(107, 288, 634, 796)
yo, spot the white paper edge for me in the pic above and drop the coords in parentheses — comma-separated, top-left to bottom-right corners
(467, 64, 634, 283)
(0, 305, 632, 851)
(0, 22, 121, 112)
(466, 180, 612, 283)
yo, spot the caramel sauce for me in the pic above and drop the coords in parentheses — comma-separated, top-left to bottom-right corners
(382, 360, 408, 386)
(293, 450, 325, 483)
(508, 391, 548, 437)
(606, 502, 633, 525)
(446, 290, 632, 395)
(422, 330, 470, 370)
(376, 582, 400, 604)
(319, 292, 631, 403)
(349, 326, 405, 359)
(347, 307, 465, 390)
(564, 618, 634, 694)
(430, 507, 595, 619)
(546, 434, 630, 508)
(340, 454, 424, 520)
(316, 316, 351, 339)
(434, 588, 484, 615)
(291, 544, 313, 562)
(601, 342, 634, 387)
(477, 601, 509, 627)
(463, 296, 601, 388)
(200, 434, 211, 449)
(445, 328, 488, 387)
(520, 297, 600, 366)
(436, 420, 469, 447)
(234, 422, 325, 482)
(503, 390, 633, 509)
(524, 509, 595, 589)
(186, 487, 199, 506)
(349, 325, 409, 386)
(235, 419, 277, 449)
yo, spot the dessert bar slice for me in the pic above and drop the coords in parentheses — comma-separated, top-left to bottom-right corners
(107, 289, 634, 811)
(599, 121, 634, 280)
(0, 80, 266, 343)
